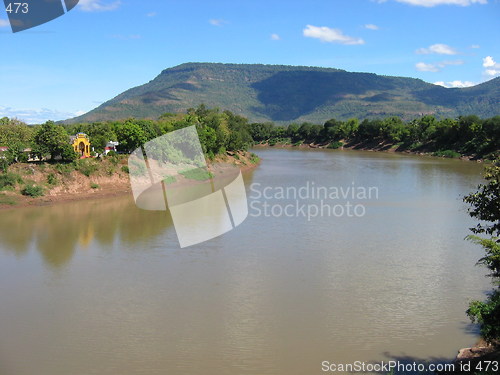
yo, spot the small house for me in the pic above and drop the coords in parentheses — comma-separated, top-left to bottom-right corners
(104, 141, 119, 155)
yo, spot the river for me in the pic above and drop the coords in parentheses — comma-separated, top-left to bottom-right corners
(0, 148, 491, 375)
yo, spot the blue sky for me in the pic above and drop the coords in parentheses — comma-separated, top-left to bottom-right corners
(0, 0, 499, 123)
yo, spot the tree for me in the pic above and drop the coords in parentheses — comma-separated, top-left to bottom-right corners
(115, 120, 147, 153)
(248, 122, 273, 142)
(323, 118, 343, 140)
(464, 162, 500, 237)
(33, 121, 75, 161)
(4, 141, 29, 163)
(464, 160, 500, 344)
(287, 123, 300, 141)
(224, 110, 252, 151)
(82, 122, 117, 155)
(0, 118, 33, 146)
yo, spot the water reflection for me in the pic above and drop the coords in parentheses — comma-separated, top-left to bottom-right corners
(0, 196, 173, 268)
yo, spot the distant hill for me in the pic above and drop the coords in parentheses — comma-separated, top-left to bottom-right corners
(65, 63, 500, 124)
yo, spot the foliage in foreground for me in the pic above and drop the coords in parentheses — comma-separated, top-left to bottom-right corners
(464, 161, 500, 344)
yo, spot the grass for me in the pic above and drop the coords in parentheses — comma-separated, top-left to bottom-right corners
(55, 163, 75, 176)
(105, 166, 115, 176)
(74, 159, 99, 177)
(179, 168, 213, 181)
(163, 175, 176, 184)
(90, 183, 99, 189)
(0, 193, 16, 205)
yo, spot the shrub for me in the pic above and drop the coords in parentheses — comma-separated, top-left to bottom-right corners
(0, 172, 23, 190)
(75, 159, 99, 177)
(108, 153, 119, 166)
(55, 163, 75, 176)
(21, 184, 44, 197)
(250, 153, 260, 164)
(47, 173, 58, 185)
(90, 183, 99, 189)
(327, 141, 344, 149)
(121, 165, 129, 174)
(433, 150, 461, 158)
(0, 159, 8, 173)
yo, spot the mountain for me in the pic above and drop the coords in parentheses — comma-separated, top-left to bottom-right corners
(65, 63, 500, 124)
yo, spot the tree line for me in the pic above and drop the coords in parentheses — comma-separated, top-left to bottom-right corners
(0, 105, 253, 168)
(248, 115, 500, 158)
(2, 108, 499, 169)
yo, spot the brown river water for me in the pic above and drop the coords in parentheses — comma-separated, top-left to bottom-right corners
(0, 148, 491, 375)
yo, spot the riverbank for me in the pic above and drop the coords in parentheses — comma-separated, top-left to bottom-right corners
(439, 340, 500, 375)
(253, 140, 489, 162)
(0, 151, 260, 210)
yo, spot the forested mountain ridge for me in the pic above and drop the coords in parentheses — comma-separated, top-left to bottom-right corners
(65, 63, 500, 124)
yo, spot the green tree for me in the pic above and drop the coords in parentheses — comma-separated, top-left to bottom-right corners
(287, 123, 300, 141)
(0, 118, 34, 164)
(82, 122, 117, 155)
(4, 141, 29, 163)
(115, 120, 147, 153)
(464, 160, 500, 343)
(33, 121, 75, 161)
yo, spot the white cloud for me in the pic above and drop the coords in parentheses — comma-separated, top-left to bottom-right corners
(78, 0, 121, 12)
(434, 80, 475, 88)
(471, 44, 480, 49)
(270, 33, 281, 41)
(0, 106, 83, 124)
(303, 25, 365, 45)
(482, 56, 500, 76)
(392, 0, 487, 6)
(483, 56, 496, 67)
(146, 12, 157, 17)
(416, 62, 440, 72)
(0, 19, 9, 28)
(416, 43, 458, 55)
(485, 69, 500, 76)
(364, 24, 380, 30)
(416, 60, 464, 72)
(209, 19, 227, 26)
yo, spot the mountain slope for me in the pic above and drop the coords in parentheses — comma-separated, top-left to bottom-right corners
(66, 63, 500, 124)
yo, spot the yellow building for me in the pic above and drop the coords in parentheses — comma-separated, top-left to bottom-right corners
(71, 133, 92, 158)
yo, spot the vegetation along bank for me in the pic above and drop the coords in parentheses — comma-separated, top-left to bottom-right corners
(1, 105, 499, 208)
